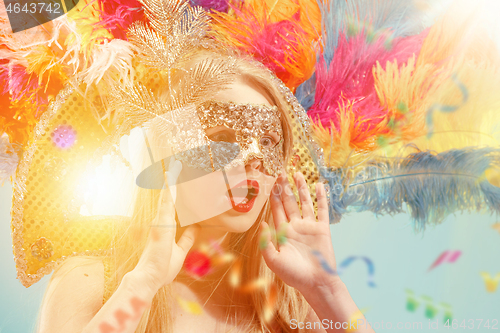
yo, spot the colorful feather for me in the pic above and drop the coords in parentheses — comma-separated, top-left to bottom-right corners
(320, 147, 500, 230)
(316, 0, 426, 68)
(0, 134, 20, 186)
(210, 0, 321, 90)
(307, 30, 427, 157)
(79, 39, 135, 86)
(191, 0, 229, 13)
(0, 64, 45, 104)
(95, 0, 146, 40)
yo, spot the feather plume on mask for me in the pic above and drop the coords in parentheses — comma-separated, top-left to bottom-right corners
(90, 0, 238, 161)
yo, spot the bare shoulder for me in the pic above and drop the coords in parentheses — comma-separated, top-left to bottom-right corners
(37, 256, 106, 333)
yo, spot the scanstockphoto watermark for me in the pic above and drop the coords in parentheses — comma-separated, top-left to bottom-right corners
(290, 319, 445, 330)
(318, 165, 384, 199)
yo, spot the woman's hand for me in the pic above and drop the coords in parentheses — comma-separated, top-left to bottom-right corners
(132, 157, 200, 292)
(259, 172, 341, 295)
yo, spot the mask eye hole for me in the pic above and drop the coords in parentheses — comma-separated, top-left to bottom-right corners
(259, 132, 281, 148)
(206, 127, 237, 143)
(259, 136, 275, 148)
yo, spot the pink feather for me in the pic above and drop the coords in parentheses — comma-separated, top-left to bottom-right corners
(308, 29, 427, 146)
(0, 64, 41, 102)
(0, 64, 49, 118)
(96, 0, 145, 40)
(212, 6, 316, 90)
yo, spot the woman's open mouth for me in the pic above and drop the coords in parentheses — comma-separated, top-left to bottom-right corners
(227, 180, 260, 213)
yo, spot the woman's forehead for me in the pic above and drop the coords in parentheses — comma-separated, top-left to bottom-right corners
(213, 79, 274, 107)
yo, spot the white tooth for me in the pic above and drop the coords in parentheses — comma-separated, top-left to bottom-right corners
(241, 198, 249, 204)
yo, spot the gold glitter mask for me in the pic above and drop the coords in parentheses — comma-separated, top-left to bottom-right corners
(195, 100, 284, 177)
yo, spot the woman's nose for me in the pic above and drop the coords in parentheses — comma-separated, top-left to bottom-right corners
(248, 157, 264, 172)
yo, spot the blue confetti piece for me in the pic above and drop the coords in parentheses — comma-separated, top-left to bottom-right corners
(426, 73, 469, 138)
(337, 256, 376, 288)
(311, 250, 338, 275)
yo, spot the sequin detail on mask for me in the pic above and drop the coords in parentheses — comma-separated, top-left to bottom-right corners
(196, 101, 284, 177)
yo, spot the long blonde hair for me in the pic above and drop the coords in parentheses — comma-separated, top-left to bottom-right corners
(35, 51, 311, 333)
(109, 52, 311, 333)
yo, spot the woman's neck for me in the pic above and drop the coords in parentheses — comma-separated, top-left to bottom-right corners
(175, 223, 248, 300)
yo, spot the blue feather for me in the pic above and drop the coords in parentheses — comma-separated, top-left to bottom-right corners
(316, 147, 500, 230)
(295, 72, 316, 111)
(315, 0, 425, 67)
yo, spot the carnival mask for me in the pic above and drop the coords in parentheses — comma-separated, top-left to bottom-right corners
(196, 100, 284, 177)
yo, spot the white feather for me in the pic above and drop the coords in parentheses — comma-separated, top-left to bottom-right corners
(80, 39, 136, 86)
(0, 134, 20, 186)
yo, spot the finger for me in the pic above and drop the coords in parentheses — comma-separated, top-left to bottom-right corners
(166, 159, 182, 203)
(149, 191, 176, 244)
(177, 224, 201, 253)
(167, 158, 182, 186)
(316, 182, 330, 223)
(294, 172, 315, 219)
(278, 174, 301, 221)
(270, 183, 288, 231)
(155, 190, 176, 230)
(259, 222, 279, 267)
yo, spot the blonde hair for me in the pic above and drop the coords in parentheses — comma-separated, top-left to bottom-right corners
(109, 53, 311, 332)
(37, 51, 311, 333)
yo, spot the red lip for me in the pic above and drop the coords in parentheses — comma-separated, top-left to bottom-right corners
(227, 180, 260, 213)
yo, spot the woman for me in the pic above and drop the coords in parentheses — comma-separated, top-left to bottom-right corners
(2, 0, 374, 331)
(33, 46, 375, 332)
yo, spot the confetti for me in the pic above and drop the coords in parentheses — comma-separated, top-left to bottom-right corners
(426, 73, 468, 138)
(440, 303, 453, 324)
(239, 277, 270, 293)
(263, 283, 278, 323)
(176, 296, 203, 315)
(422, 296, 439, 319)
(376, 135, 390, 147)
(405, 290, 420, 312)
(428, 250, 461, 272)
(259, 224, 270, 250)
(209, 239, 224, 254)
(337, 256, 376, 287)
(406, 291, 453, 323)
(346, 308, 370, 333)
(397, 101, 409, 114)
(229, 259, 242, 288)
(311, 250, 337, 275)
(51, 125, 77, 149)
(212, 252, 235, 266)
(480, 272, 500, 293)
(184, 250, 212, 278)
(276, 223, 287, 245)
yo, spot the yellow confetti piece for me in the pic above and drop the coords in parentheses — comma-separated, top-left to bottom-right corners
(263, 283, 278, 323)
(480, 272, 500, 293)
(176, 296, 203, 315)
(212, 253, 235, 266)
(229, 259, 242, 288)
(491, 223, 500, 235)
(240, 277, 270, 293)
(346, 307, 370, 332)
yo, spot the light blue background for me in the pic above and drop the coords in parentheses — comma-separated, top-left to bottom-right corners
(1, 180, 499, 332)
